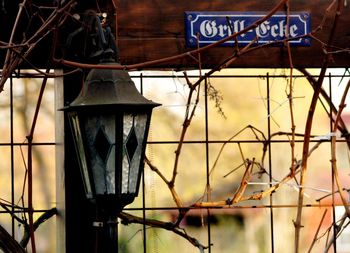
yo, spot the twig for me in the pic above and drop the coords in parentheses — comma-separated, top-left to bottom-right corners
(298, 68, 350, 149)
(0, 0, 76, 92)
(145, 157, 169, 185)
(209, 125, 266, 178)
(0, 225, 26, 253)
(145, 157, 184, 209)
(307, 209, 328, 253)
(284, 1, 296, 176)
(313, 0, 337, 33)
(20, 208, 57, 247)
(118, 212, 207, 251)
(330, 79, 350, 217)
(323, 212, 349, 252)
(316, 188, 350, 202)
(193, 137, 324, 207)
(231, 158, 254, 203)
(1, 0, 28, 92)
(169, 71, 200, 208)
(223, 162, 246, 178)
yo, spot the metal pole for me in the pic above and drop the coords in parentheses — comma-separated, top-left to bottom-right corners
(267, 73, 275, 253)
(204, 77, 212, 252)
(107, 217, 118, 253)
(94, 212, 118, 252)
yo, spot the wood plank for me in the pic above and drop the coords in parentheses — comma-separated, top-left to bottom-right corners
(114, 0, 350, 68)
(1, 0, 349, 69)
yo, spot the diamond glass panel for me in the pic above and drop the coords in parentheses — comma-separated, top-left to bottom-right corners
(126, 127, 138, 162)
(128, 114, 147, 193)
(122, 113, 148, 194)
(85, 115, 116, 195)
(94, 127, 112, 163)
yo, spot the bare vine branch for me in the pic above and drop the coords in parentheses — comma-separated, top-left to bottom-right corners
(307, 209, 328, 253)
(330, 79, 350, 217)
(118, 211, 207, 251)
(294, 1, 345, 251)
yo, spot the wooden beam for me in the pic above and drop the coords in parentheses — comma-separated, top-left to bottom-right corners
(1, 1, 349, 69)
(115, 0, 350, 68)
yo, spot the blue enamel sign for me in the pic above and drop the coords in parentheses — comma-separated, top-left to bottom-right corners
(185, 12, 311, 47)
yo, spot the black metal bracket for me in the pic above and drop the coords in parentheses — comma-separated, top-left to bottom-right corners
(65, 10, 119, 64)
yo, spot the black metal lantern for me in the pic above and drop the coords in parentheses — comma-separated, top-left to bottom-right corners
(64, 61, 160, 214)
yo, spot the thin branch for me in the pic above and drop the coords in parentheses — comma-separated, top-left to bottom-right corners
(316, 188, 350, 202)
(231, 158, 254, 203)
(145, 157, 184, 211)
(298, 68, 350, 149)
(0, 225, 26, 253)
(20, 208, 57, 247)
(168, 72, 200, 208)
(323, 212, 349, 252)
(118, 212, 207, 251)
(0, 203, 26, 225)
(307, 209, 328, 253)
(0, 0, 76, 92)
(145, 157, 169, 185)
(330, 79, 350, 217)
(194, 139, 324, 207)
(285, 1, 297, 176)
(313, 0, 337, 33)
(1, 0, 29, 92)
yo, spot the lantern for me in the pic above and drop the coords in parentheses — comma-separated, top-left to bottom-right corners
(64, 61, 160, 215)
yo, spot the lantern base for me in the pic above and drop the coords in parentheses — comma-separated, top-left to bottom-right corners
(90, 194, 135, 216)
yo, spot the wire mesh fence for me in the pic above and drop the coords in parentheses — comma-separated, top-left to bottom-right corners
(0, 69, 349, 252)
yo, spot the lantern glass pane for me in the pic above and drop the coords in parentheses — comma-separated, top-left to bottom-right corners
(85, 114, 116, 195)
(122, 114, 133, 193)
(122, 113, 148, 194)
(69, 112, 93, 197)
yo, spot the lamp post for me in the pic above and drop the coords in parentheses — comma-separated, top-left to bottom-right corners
(63, 13, 160, 251)
(64, 60, 160, 251)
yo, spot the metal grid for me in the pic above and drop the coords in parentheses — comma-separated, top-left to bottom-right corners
(1, 69, 349, 252)
(126, 70, 350, 253)
(0, 71, 56, 252)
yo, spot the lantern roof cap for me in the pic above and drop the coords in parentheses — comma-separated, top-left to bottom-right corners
(67, 62, 160, 110)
